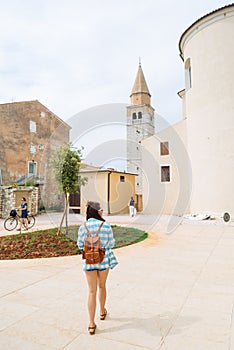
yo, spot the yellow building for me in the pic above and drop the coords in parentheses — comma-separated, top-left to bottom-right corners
(76, 165, 136, 215)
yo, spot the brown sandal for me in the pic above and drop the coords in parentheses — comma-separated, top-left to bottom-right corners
(88, 324, 96, 335)
(100, 309, 107, 320)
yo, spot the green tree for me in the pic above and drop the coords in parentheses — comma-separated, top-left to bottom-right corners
(51, 143, 87, 235)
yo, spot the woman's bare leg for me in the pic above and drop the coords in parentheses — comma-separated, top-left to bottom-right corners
(85, 271, 98, 327)
(24, 218, 28, 229)
(19, 218, 23, 229)
(97, 269, 109, 316)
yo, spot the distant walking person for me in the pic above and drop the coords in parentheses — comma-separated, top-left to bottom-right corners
(77, 201, 118, 335)
(128, 196, 135, 217)
(17, 197, 28, 231)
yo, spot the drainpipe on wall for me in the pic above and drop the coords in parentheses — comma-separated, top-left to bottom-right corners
(107, 171, 111, 215)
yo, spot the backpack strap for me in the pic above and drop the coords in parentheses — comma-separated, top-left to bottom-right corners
(97, 221, 104, 234)
(84, 222, 90, 236)
(84, 221, 104, 236)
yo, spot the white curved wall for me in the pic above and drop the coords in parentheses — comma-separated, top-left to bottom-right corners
(182, 8, 234, 215)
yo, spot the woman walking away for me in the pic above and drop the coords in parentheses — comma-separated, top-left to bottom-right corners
(77, 201, 118, 335)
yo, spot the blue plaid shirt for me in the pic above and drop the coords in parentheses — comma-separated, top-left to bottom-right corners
(77, 218, 118, 271)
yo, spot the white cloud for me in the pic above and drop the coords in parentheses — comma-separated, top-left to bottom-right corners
(0, 0, 231, 124)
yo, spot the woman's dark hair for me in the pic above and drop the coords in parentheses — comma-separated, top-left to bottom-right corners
(86, 201, 105, 222)
(22, 197, 26, 201)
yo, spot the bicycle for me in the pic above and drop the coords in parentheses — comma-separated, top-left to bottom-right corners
(4, 209, 36, 231)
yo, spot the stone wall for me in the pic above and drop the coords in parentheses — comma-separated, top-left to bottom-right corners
(0, 100, 70, 209)
(0, 186, 38, 218)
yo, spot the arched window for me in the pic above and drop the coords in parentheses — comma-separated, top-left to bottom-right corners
(185, 58, 192, 90)
(132, 113, 137, 119)
(138, 112, 142, 119)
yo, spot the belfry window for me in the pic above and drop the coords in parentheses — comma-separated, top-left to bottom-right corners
(132, 113, 137, 120)
(138, 112, 142, 119)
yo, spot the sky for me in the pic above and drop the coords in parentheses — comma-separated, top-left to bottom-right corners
(0, 0, 232, 127)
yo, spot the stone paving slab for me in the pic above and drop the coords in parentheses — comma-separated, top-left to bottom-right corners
(0, 213, 234, 349)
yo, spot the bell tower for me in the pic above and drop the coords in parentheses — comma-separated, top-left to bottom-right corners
(126, 62, 155, 210)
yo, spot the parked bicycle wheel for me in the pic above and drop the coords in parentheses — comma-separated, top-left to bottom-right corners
(27, 215, 35, 229)
(4, 217, 18, 231)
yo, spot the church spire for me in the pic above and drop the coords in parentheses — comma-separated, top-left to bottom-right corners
(130, 62, 151, 105)
(126, 61, 155, 203)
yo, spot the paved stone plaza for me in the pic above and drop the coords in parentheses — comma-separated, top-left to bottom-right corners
(0, 213, 234, 349)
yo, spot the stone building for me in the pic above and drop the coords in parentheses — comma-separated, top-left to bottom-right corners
(0, 186, 38, 218)
(0, 100, 71, 209)
(142, 4, 234, 218)
(126, 63, 155, 211)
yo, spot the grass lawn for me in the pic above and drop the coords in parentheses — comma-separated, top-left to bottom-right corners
(0, 225, 147, 260)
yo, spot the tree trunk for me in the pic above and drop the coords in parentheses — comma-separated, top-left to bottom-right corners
(57, 193, 67, 235)
(65, 193, 70, 235)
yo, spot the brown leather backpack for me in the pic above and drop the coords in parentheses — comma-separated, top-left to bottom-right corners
(82, 222, 105, 264)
